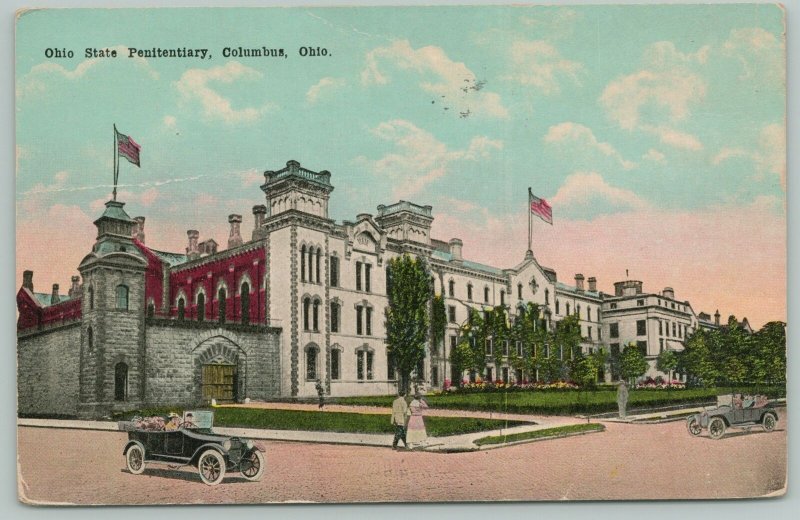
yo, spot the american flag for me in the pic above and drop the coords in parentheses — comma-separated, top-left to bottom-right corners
(529, 189, 553, 225)
(116, 128, 141, 167)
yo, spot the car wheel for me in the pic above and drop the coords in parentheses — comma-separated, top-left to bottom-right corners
(126, 444, 146, 475)
(686, 417, 702, 436)
(240, 450, 265, 482)
(198, 449, 226, 486)
(762, 413, 777, 432)
(708, 417, 726, 440)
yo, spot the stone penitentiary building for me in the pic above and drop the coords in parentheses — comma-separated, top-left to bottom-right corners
(17, 160, 735, 417)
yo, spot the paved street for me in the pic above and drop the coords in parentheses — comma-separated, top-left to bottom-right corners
(17, 408, 786, 504)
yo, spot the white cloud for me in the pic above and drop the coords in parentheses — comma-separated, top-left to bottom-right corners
(504, 40, 583, 94)
(306, 77, 346, 104)
(712, 147, 748, 165)
(549, 171, 648, 211)
(357, 119, 503, 198)
(642, 149, 666, 164)
(722, 27, 784, 83)
(544, 122, 636, 170)
(643, 41, 710, 68)
(711, 124, 785, 190)
(238, 168, 263, 187)
(163, 115, 177, 129)
(361, 40, 508, 118)
(175, 61, 275, 123)
(642, 125, 703, 151)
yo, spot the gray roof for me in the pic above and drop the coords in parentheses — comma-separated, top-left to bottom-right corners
(31, 291, 75, 307)
(263, 160, 332, 188)
(97, 200, 135, 222)
(431, 249, 505, 276)
(555, 281, 601, 299)
(151, 249, 188, 267)
(377, 200, 433, 219)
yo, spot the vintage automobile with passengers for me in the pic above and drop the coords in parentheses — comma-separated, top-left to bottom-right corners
(121, 410, 265, 485)
(686, 394, 778, 440)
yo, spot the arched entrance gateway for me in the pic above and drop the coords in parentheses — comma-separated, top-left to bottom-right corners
(192, 335, 246, 405)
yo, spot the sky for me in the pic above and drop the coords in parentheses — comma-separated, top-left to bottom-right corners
(15, 5, 786, 327)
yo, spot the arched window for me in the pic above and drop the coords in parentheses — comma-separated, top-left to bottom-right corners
(87, 326, 93, 352)
(577, 304, 581, 317)
(330, 301, 340, 333)
(197, 292, 205, 322)
(467, 283, 473, 301)
(312, 300, 320, 331)
(500, 290, 505, 306)
(556, 299, 560, 315)
(240, 282, 250, 325)
(308, 246, 314, 283)
(177, 298, 185, 321)
(566, 303, 570, 315)
(518, 283, 523, 299)
(88, 286, 94, 310)
(448, 280, 455, 297)
(587, 306, 591, 322)
(315, 248, 321, 284)
(305, 345, 319, 380)
(303, 297, 311, 331)
(114, 362, 128, 401)
(356, 347, 374, 380)
(115, 285, 129, 310)
(545, 288, 550, 305)
(300, 245, 307, 282)
(484, 286, 490, 303)
(331, 348, 341, 380)
(218, 288, 227, 323)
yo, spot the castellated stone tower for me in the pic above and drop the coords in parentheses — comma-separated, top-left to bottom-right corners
(77, 200, 148, 418)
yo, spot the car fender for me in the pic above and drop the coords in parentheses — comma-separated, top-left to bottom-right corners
(189, 443, 227, 465)
(760, 410, 778, 422)
(123, 440, 145, 456)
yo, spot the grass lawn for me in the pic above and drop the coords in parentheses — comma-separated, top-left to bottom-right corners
(337, 386, 785, 416)
(113, 407, 531, 437)
(474, 423, 604, 446)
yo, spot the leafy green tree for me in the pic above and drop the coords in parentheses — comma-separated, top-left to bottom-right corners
(656, 349, 678, 385)
(450, 308, 488, 384)
(510, 302, 545, 382)
(385, 254, 431, 394)
(677, 329, 719, 387)
(752, 321, 786, 384)
(571, 352, 600, 388)
(430, 294, 447, 358)
(553, 313, 583, 381)
(619, 343, 648, 384)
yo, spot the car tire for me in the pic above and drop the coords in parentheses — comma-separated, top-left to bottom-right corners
(240, 450, 265, 482)
(198, 449, 226, 486)
(762, 413, 777, 432)
(126, 444, 146, 475)
(708, 417, 726, 440)
(687, 417, 702, 436)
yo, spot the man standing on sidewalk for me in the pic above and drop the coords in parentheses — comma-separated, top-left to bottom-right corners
(617, 380, 629, 419)
(391, 392, 411, 449)
(315, 379, 325, 409)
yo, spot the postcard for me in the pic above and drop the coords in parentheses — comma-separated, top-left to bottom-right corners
(15, 4, 786, 505)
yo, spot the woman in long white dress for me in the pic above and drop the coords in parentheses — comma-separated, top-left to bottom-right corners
(405, 393, 429, 448)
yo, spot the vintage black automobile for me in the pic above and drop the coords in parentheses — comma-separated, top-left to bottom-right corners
(121, 411, 265, 485)
(686, 394, 778, 440)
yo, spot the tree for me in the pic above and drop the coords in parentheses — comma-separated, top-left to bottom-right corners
(656, 349, 678, 386)
(677, 330, 719, 387)
(619, 343, 648, 384)
(385, 254, 431, 394)
(553, 313, 583, 381)
(752, 321, 786, 385)
(450, 308, 488, 385)
(430, 294, 447, 358)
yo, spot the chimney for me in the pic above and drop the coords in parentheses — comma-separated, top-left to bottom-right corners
(68, 275, 80, 298)
(662, 287, 675, 300)
(252, 205, 267, 240)
(133, 216, 146, 243)
(22, 270, 33, 292)
(574, 274, 585, 292)
(228, 214, 243, 249)
(714, 309, 720, 327)
(448, 238, 463, 263)
(587, 276, 597, 292)
(200, 239, 218, 256)
(186, 230, 200, 260)
(50, 284, 60, 305)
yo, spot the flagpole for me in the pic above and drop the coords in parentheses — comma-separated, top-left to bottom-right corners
(527, 187, 532, 253)
(113, 124, 118, 201)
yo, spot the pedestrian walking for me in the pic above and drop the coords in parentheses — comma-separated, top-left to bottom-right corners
(391, 392, 411, 450)
(617, 379, 629, 419)
(406, 390, 429, 449)
(315, 379, 325, 409)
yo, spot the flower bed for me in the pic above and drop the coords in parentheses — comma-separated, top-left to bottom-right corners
(446, 380, 580, 393)
(635, 377, 686, 390)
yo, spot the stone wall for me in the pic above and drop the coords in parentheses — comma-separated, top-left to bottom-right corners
(17, 323, 81, 416)
(144, 320, 281, 406)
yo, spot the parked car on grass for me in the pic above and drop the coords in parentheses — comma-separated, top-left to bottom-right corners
(686, 394, 777, 440)
(121, 411, 266, 485)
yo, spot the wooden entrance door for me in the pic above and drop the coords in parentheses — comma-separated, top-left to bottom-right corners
(201, 363, 236, 403)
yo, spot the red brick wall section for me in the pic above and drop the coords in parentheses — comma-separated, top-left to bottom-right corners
(167, 247, 266, 324)
(17, 288, 82, 332)
(133, 239, 166, 316)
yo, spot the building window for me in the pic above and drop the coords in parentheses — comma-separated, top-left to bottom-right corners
(177, 298, 185, 321)
(305, 345, 318, 380)
(587, 307, 591, 321)
(486, 367, 493, 383)
(637, 319, 647, 336)
(331, 349, 341, 380)
(356, 262, 362, 291)
(88, 286, 94, 310)
(387, 349, 397, 380)
(545, 289, 549, 305)
(115, 285, 129, 310)
(357, 349, 374, 380)
(517, 283, 523, 299)
(672, 322, 677, 337)
(637, 341, 647, 356)
(577, 304, 581, 317)
(448, 305, 456, 323)
(87, 327, 93, 352)
(637, 299, 645, 307)
(448, 279, 455, 297)
(308, 247, 315, 283)
(330, 256, 339, 287)
(485, 338, 493, 355)
(218, 288, 227, 324)
(356, 305, 371, 336)
(610, 303, 617, 309)
(303, 297, 311, 331)
(312, 300, 320, 331)
(300, 245, 307, 282)
(196, 292, 205, 322)
(502, 367, 509, 383)
(315, 248, 321, 284)
(503, 340, 509, 356)
(484, 286, 489, 303)
(330, 302, 340, 333)
(516, 341, 523, 356)
(566, 303, 571, 315)
(556, 299, 560, 314)
(659, 339, 664, 353)
(114, 362, 128, 401)
(516, 368, 523, 382)
(659, 321, 663, 335)
(450, 335, 457, 352)
(610, 322, 619, 338)
(365, 264, 371, 293)
(366, 307, 372, 336)
(240, 282, 250, 325)
(467, 284, 473, 301)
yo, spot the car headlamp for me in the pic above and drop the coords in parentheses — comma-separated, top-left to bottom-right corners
(245, 440, 254, 450)
(222, 440, 232, 451)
